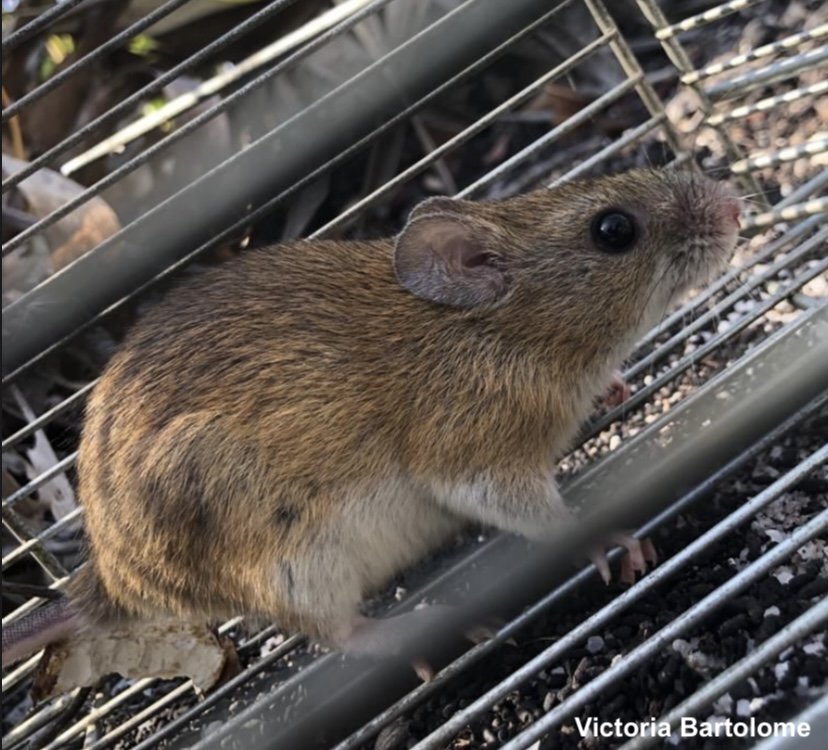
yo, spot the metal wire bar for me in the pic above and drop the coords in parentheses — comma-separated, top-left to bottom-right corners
(17, 686, 92, 750)
(0, 0, 395, 259)
(6, 613, 244, 750)
(547, 113, 666, 187)
(458, 76, 641, 199)
(79, 636, 306, 750)
(742, 198, 828, 230)
(34, 633, 304, 750)
(2, 508, 82, 571)
(1, 653, 41, 696)
(751, 692, 828, 750)
(634, 215, 823, 351)
(0, 577, 70, 680)
(634, 0, 767, 204)
(1, 691, 80, 750)
(655, 0, 765, 40)
(623, 226, 828, 383)
(62, 0, 386, 177)
(682, 22, 828, 84)
(410, 446, 828, 749)
(731, 137, 828, 174)
(11, 680, 157, 749)
(313, 31, 614, 237)
(588, 250, 828, 439)
(0, 0, 301, 198)
(0, 0, 576, 380)
(705, 45, 828, 101)
(2, 381, 96, 451)
(1, 451, 77, 511)
(336, 390, 828, 750)
(1, 507, 67, 580)
(776, 170, 828, 209)
(583, 0, 683, 155)
(1, 581, 70, 632)
(496, 505, 828, 750)
(706, 80, 828, 125)
(6, 679, 151, 749)
(1, 0, 89, 53)
(4, 7, 820, 750)
(235, 624, 281, 653)
(619, 598, 828, 750)
(1, 0, 194, 124)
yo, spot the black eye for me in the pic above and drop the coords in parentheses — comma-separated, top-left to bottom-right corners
(591, 210, 638, 253)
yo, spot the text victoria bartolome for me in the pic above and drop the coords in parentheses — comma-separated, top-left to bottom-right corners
(575, 716, 812, 739)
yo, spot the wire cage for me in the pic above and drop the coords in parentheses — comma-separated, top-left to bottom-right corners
(2, 0, 826, 748)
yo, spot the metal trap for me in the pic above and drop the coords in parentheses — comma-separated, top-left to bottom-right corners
(2, 0, 826, 748)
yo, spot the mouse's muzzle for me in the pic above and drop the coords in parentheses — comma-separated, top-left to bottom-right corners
(714, 183, 742, 232)
(687, 175, 742, 264)
(658, 173, 742, 298)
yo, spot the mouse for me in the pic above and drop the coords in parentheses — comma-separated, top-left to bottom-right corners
(2, 168, 740, 671)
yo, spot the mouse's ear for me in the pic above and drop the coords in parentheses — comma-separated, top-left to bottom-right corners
(394, 209, 508, 309)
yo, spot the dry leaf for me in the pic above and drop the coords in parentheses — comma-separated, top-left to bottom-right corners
(3, 155, 120, 271)
(33, 620, 227, 701)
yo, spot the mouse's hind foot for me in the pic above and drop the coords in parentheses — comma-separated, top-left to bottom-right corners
(338, 605, 502, 682)
(588, 532, 658, 585)
(602, 370, 631, 408)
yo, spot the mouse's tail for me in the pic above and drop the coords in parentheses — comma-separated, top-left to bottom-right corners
(2, 597, 81, 668)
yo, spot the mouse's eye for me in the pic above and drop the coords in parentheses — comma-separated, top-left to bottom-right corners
(591, 210, 637, 253)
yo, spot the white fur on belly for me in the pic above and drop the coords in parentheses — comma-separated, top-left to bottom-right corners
(273, 475, 462, 638)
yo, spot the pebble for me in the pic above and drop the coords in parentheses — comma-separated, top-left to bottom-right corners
(546, 666, 567, 689)
(803, 641, 825, 656)
(719, 613, 749, 636)
(773, 566, 795, 584)
(586, 636, 605, 654)
(672, 638, 692, 657)
(713, 693, 733, 713)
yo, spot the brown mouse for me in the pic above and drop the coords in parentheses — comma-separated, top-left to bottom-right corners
(2, 168, 740, 668)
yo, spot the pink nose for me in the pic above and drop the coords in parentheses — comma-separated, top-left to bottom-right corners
(723, 197, 741, 228)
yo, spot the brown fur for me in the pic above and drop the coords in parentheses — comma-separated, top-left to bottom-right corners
(68, 169, 738, 644)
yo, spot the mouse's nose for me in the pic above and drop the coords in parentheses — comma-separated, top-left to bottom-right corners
(722, 196, 742, 228)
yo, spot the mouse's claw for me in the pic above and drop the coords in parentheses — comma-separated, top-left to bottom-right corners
(463, 616, 516, 647)
(411, 657, 435, 683)
(588, 547, 613, 585)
